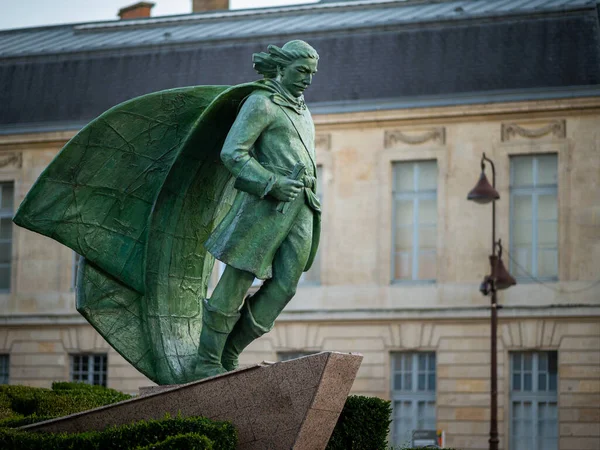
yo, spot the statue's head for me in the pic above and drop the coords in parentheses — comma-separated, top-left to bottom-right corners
(253, 40, 319, 98)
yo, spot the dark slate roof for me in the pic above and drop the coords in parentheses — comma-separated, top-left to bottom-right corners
(1, 0, 599, 130)
(0, 0, 597, 57)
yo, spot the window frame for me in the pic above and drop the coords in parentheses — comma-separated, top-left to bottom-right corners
(509, 351, 558, 450)
(391, 161, 438, 284)
(0, 182, 14, 293)
(0, 354, 9, 384)
(390, 352, 437, 446)
(509, 154, 558, 282)
(70, 353, 108, 387)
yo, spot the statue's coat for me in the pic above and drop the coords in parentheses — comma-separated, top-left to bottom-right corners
(13, 82, 309, 384)
(205, 89, 321, 280)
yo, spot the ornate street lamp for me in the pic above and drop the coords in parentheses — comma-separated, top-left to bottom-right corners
(467, 153, 516, 450)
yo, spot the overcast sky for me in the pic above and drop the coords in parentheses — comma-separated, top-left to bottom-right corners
(0, 0, 319, 30)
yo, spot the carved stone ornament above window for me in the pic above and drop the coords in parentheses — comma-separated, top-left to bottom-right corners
(501, 120, 566, 142)
(0, 152, 22, 169)
(384, 127, 446, 147)
(315, 133, 331, 150)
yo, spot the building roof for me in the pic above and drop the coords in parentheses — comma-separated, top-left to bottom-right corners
(0, 0, 596, 58)
(1, 0, 599, 131)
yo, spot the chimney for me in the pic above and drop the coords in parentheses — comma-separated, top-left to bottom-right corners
(192, 0, 229, 12)
(118, 2, 155, 20)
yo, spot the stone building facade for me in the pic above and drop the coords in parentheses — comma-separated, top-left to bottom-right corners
(1, 95, 599, 450)
(0, 1, 599, 449)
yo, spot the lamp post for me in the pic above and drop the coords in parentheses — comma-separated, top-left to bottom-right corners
(467, 153, 516, 450)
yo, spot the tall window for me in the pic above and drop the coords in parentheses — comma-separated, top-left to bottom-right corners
(300, 165, 323, 285)
(391, 352, 436, 445)
(70, 354, 108, 387)
(0, 354, 9, 384)
(0, 182, 14, 292)
(510, 155, 558, 280)
(392, 161, 437, 282)
(510, 352, 558, 450)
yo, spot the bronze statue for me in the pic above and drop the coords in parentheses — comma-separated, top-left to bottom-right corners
(13, 40, 320, 384)
(198, 40, 320, 378)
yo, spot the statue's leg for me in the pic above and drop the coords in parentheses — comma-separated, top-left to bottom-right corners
(222, 206, 313, 371)
(195, 265, 255, 379)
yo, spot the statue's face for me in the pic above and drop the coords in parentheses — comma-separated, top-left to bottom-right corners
(279, 57, 318, 98)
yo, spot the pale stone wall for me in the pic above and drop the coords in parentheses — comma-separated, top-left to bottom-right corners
(0, 97, 599, 449)
(0, 316, 596, 449)
(0, 324, 152, 393)
(241, 317, 600, 450)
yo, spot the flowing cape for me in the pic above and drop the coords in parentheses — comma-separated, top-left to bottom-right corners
(13, 83, 261, 384)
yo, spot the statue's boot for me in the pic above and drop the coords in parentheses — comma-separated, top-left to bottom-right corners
(221, 299, 272, 371)
(195, 299, 240, 379)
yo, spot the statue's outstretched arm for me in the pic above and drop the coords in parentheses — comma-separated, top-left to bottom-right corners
(221, 94, 277, 198)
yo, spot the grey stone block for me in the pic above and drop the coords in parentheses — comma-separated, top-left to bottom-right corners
(22, 351, 362, 449)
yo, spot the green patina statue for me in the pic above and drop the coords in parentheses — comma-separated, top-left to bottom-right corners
(13, 40, 320, 384)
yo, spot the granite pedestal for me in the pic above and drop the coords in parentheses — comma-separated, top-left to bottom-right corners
(22, 351, 362, 449)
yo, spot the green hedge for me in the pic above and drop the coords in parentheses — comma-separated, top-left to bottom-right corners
(0, 415, 237, 450)
(2, 385, 453, 450)
(0, 414, 56, 429)
(0, 392, 12, 421)
(136, 432, 214, 450)
(50, 382, 109, 391)
(327, 395, 393, 450)
(0, 384, 236, 449)
(0, 383, 131, 420)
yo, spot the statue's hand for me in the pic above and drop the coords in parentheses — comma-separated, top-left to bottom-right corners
(270, 177, 304, 202)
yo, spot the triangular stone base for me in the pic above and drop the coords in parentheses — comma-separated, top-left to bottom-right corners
(23, 352, 363, 449)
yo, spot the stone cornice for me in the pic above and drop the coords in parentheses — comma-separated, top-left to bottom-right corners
(279, 304, 600, 321)
(312, 89, 600, 126)
(0, 130, 75, 147)
(2, 304, 598, 325)
(2, 90, 599, 145)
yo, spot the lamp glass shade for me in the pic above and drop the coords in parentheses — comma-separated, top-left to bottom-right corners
(467, 172, 500, 204)
(489, 255, 517, 290)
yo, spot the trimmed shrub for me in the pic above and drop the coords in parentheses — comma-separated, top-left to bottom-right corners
(0, 392, 12, 420)
(327, 395, 392, 450)
(136, 432, 214, 450)
(0, 385, 235, 449)
(0, 414, 55, 428)
(0, 384, 131, 419)
(92, 415, 236, 450)
(0, 416, 237, 450)
(50, 382, 103, 391)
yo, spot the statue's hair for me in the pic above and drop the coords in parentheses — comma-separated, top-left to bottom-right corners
(253, 40, 319, 79)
